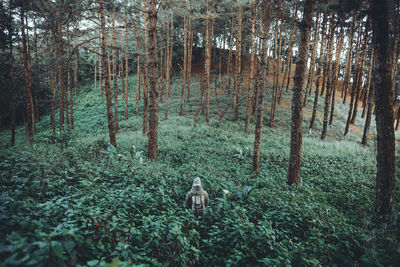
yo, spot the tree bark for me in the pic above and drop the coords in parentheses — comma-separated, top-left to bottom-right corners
(362, 47, 374, 119)
(226, 16, 235, 95)
(245, 1, 257, 133)
(9, 17, 16, 146)
(281, 4, 298, 94)
(165, 11, 173, 120)
(143, 0, 149, 135)
(204, 0, 212, 125)
(329, 24, 345, 125)
(112, 17, 119, 132)
(55, 29, 66, 135)
(371, 0, 396, 217)
(344, 22, 364, 136)
(99, 0, 116, 147)
(303, 12, 320, 107)
(321, 17, 336, 140)
(253, 0, 271, 173)
(135, 26, 141, 116)
(187, 18, 193, 102)
(67, 27, 74, 130)
(147, 0, 159, 160)
(350, 21, 370, 124)
(308, 12, 328, 133)
(99, 45, 103, 97)
(160, 28, 164, 103)
(74, 46, 78, 97)
(50, 35, 56, 136)
(342, 15, 357, 103)
(20, 9, 34, 143)
(287, 0, 314, 186)
(233, 3, 243, 121)
(26, 18, 36, 135)
(362, 47, 375, 145)
(270, 17, 280, 128)
(94, 53, 97, 90)
(180, 1, 188, 116)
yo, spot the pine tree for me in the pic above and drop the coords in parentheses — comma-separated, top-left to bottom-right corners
(361, 47, 375, 145)
(99, 0, 116, 147)
(287, 0, 314, 185)
(204, 0, 212, 125)
(233, 3, 243, 121)
(253, 0, 272, 172)
(245, 1, 257, 133)
(371, 0, 396, 217)
(147, 0, 159, 160)
(320, 15, 336, 140)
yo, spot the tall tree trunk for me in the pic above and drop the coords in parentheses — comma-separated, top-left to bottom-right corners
(187, 18, 193, 102)
(99, 45, 103, 97)
(321, 16, 336, 140)
(165, 11, 173, 120)
(74, 46, 78, 97)
(160, 28, 164, 103)
(303, 12, 320, 107)
(362, 47, 375, 145)
(270, 16, 280, 128)
(135, 26, 141, 116)
(204, 0, 212, 125)
(164, 12, 170, 119)
(329, 24, 345, 125)
(50, 36, 56, 136)
(33, 18, 38, 65)
(9, 19, 16, 146)
(21, 8, 34, 144)
(143, 0, 149, 135)
(180, 1, 188, 116)
(287, 0, 314, 186)
(350, 22, 370, 124)
(245, 1, 257, 133)
(94, 53, 97, 90)
(371, 0, 396, 217)
(308, 12, 328, 133)
(347, 23, 369, 131)
(147, 0, 159, 160)
(281, 3, 298, 95)
(226, 16, 235, 95)
(390, 1, 400, 93)
(25, 18, 36, 135)
(252, 37, 262, 115)
(64, 28, 70, 132)
(112, 17, 119, 132)
(253, 0, 271, 173)
(233, 3, 243, 121)
(55, 30, 66, 135)
(342, 15, 357, 103)
(99, 0, 116, 147)
(361, 49, 374, 119)
(123, 22, 129, 120)
(67, 27, 74, 130)
(277, 7, 289, 104)
(219, 22, 226, 79)
(344, 22, 364, 136)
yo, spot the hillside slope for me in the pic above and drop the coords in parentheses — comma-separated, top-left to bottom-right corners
(0, 74, 399, 266)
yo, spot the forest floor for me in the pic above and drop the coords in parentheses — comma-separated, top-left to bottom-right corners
(0, 70, 400, 266)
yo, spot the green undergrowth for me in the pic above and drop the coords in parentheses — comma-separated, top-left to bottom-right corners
(1, 74, 399, 266)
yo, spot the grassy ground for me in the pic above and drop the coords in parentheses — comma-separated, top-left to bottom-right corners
(0, 73, 399, 266)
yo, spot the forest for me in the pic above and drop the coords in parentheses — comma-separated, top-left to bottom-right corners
(0, 0, 400, 265)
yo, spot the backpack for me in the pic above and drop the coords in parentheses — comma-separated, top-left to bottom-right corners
(192, 194, 205, 215)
